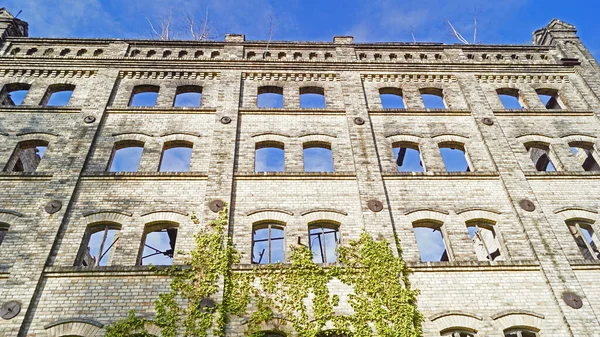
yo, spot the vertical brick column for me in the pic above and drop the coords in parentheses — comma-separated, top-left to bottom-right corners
(338, 71, 399, 250)
(0, 69, 121, 337)
(457, 72, 600, 336)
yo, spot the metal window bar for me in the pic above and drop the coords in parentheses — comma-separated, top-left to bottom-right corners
(473, 224, 493, 261)
(309, 226, 339, 263)
(90, 226, 119, 267)
(252, 225, 284, 264)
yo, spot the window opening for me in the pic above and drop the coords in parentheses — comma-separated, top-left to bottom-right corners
(570, 144, 600, 171)
(303, 143, 333, 172)
(76, 49, 87, 56)
(108, 141, 144, 172)
(159, 142, 193, 172)
(0, 223, 8, 247)
(300, 86, 325, 108)
(257, 86, 284, 108)
(163, 50, 172, 57)
(467, 222, 502, 261)
(139, 224, 178, 266)
(278, 52, 286, 59)
(567, 220, 600, 260)
(413, 222, 449, 262)
(42, 84, 76, 107)
(210, 51, 220, 58)
(0, 83, 30, 106)
(147, 50, 157, 57)
(393, 143, 423, 172)
(379, 87, 405, 108)
(5, 141, 48, 172)
(178, 50, 188, 58)
(252, 223, 284, 264)
(497, 88, 524, 109)
(80, 224, 120, 267)
(420, 88, 446, 109)
(536, 88, 565, 109)
(255, 142, 284, 172)
(526, 144, 556, 172)
(441, 328, 476, 337)
(129, 85, 159, 107)
(439, 143, 470, 172)
(174, 85, 202, 107)
(504, 328, 539, 337)
(309, 223, 340, 263)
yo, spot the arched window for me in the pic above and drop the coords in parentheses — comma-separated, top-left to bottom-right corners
(108, 141, 144, 172)
(393, 142, 423, 172)
(300, 86, 326, 108)
(257, 86, 284, 108)
(439, 142, 470, 172)
(379, 87, 405, 108)
(0, 223, 8, 247)
(129, 85, 160, 107)
(309, 222, 340, 263)
(525, 143, 556, 172)
(41, 84, 75, 107)
(466, 220, 503, 261)
(159, 141, 193, 172)
(4, 140, 48, 172)
(78, 223, 121, 267)
(255, 141, 285, 172)
(139, 222, 178, 266)
(260, 332, 286, 337)
(536, 88, 566, 109)
(569, 142, 600, 171)
(252, 222, 285, 264)
(504, 327, 539, 337)
(147, 50, 157, 57)
(0, 83, 30, 106)
(173, 85, 202, 107)
(497, 88, 525, 109)
(413, 221, 449, 262)
(303, 142, 333, 172)
(567, 219, 600, 261)
(420, 87, 446, 109)
(440, 328, 477, 337)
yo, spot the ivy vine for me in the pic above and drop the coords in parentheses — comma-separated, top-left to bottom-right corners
(105, 205, 422, 337)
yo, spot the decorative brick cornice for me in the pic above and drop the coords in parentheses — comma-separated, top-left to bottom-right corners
(242, 72, 337, 81)
(0, 69, 96, 78)
(476, 74, 568, 83)
(118, 70, 220, 80)
(360, 73, 457, 83)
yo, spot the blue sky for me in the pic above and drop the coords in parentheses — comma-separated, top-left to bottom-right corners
(5, 0, 599, 60)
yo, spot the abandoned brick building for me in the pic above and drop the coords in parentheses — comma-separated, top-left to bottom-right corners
(1, 6, 600, 336)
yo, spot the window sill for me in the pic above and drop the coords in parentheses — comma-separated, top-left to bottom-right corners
(0, 172, 53, 180)
(524, 171, 600, 179)
(382, 171, 498, 179)
(234, 171, 356, 180)
(82, 171, 208, 180)
(407, 260, 539, 271)
(239, 108, 346, 115)
(0, 105, 81, 113)
(106, 107, 217, 114)
(493, 109, 593, 116)
(369, 108, 470, 115)
(570, 259, 600, 269)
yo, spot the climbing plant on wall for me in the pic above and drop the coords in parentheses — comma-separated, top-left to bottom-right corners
(105, 205, 422, 337)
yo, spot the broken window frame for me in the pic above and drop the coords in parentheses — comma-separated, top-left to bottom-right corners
(138, 222, 179, 266)
(392, 141, 424, 172)
(419, 87, 447, 109)
(466, 220, 504, 262)
(77, 223, 121, 267)
(303, 141, 334, 173)
(496, 87, 526, 109)
(535, 88, 567, 110)
(299, 86, 326, 109)
(412, 220, 451, 262)
(40, 83, 76, 107)
(159, 141, 194, 172)
(504, 327, 539, 337)
(569, 142, 600, 172)
(379, 87, 406, 109)
(0, 83, 31, 106)
(0, 223, 8, 247)
(4, 140, 49, 173)
(524, 142, 559, 172)
(107, 140, 145, 172)
(567, 219, 600, 261)
(128, 84, 160, 107)
(251, 222, 285, 264)
(438, 141, 472, 172)
(257, 86, 284, 108)
(440, 327, 477, 337)
(173, 85, 202, 107)
(255, 141, 285, 172)
(308, 222, 340, 264)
